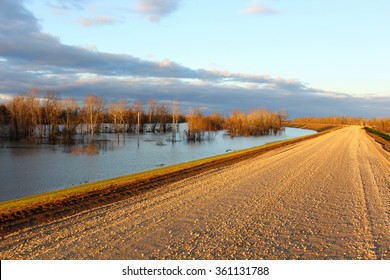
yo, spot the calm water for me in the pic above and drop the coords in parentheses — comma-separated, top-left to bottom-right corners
(0, 126, 315, 202)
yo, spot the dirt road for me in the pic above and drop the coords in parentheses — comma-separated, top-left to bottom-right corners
(0, 126, 389, 259)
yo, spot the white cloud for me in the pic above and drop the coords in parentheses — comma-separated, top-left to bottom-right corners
(78, 16, 116, 27)
(80, 44, 98, 51)
(241, 0, 278, 15)
(0, 94, 13, 103)
(135, 0, 181, 22)
(159, 59, 172, 67)
(48, 0, 89, 15)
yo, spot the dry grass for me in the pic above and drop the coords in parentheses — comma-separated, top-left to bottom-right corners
(365, 127, 390, 152)
(287, 123, 341, 132)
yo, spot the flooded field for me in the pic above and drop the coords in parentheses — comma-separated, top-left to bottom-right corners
(0, 126, 315, 202)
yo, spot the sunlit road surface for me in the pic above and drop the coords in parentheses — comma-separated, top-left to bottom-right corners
(1, 126, 389, 259)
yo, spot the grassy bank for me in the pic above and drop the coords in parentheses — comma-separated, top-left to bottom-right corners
(0, 125, 339, 236)
(364, 127, 390, 152)
(286, 123, 341, 132)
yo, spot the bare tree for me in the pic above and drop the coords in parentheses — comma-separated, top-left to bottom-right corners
(117, 100, 127, 138)
(155, 102, 170, 132)
(0, 104, 10, 137)
(27, 89, 42, 139)
(108, 100, 127, 141)
(8, 90, 42, 140)
(128, 101, 144, 133)
(223, 108, 284, 137)
(148, 98, 156, 124)
(278, 109, 288, 127)
(171, 99, 180, 141)
(8, 95, 28, 139)
(61, 98, 80, 143)
(223, 109, 244, 137)
(82, 94, 104, 140)
(186, 108, 206, 141)
(43, 92, 61, 141)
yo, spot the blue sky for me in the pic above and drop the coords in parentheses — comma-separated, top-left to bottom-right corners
(0, 0, 389, 117)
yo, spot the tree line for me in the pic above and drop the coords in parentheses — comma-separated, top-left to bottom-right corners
(183, 108, 288, 141)
(0, 90, 185, 142)
(223, 108, 288, 137)
(293, 116, 390, 134)
(0, 90, 289, 143)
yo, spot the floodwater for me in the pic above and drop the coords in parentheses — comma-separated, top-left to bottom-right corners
(0, 126, 315, 202)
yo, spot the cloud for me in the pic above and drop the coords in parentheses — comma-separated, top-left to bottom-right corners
(48, 0, 89, 12)
(0, 0, 40, 36)
(241, 0, 278, 15)
(80, 44, 98, 51)
(0, 1, 198, 79)
(0, 0, 388, 118)
(134, 0, 181, 22)
(159, 59, 172, 68)
(78, 16, 116, 27)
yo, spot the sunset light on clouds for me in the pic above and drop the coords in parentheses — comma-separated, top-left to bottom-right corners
(0, 0, 389, 117)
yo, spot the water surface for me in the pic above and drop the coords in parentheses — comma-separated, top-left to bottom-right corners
(0, 126, 315, 202)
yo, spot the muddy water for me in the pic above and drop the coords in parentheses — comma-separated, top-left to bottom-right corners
(0, 127, 315, 202)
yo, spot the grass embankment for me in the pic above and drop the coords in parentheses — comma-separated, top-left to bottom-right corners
(0, 124, 339, 237)
(364, 127, 390, 152)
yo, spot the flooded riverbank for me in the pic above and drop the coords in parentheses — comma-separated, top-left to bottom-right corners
(0, 127, 315, 202)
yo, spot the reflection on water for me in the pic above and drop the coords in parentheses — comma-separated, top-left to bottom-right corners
(66, 141, 114, 155)
(70, 144, 99, 155)
(0, 126, 316, 202)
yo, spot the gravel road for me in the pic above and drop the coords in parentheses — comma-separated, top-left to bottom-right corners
(1, 126, 389, 259)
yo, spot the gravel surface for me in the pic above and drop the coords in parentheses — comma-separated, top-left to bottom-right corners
(0, 126, 389, 259)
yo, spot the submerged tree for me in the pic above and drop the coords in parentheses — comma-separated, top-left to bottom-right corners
(223, 108, 287, 137)
(26, 89, 43, 139)
(0, 104, 10, 137)
(108, 100, 127, 141)
(82, 94, 104, 140)
(148, 98, 156, 124)
(43, 92, 61, 141)
(8, 90, 42, 140)
(127, 101, 144, 133)
(61, 98, 80, 143)
(171, 99, 180, 141)
(155, 102, 171, 132)
(185, 108, 220, 141)
(1, 88, 295, 143)
(223, 109, 245, 137)
(8, 95, 28, 139)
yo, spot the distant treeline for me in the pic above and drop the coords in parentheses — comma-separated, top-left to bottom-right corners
(293, 116, 390, 134)
(0, 90, 289, 143)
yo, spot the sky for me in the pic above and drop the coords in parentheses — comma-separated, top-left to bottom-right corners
(0, 0, 389, 118)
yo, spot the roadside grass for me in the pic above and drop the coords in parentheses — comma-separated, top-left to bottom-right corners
(0, 125, 340, 218)
(286, 123, 340, 133)
(364, 127, 390, 152)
